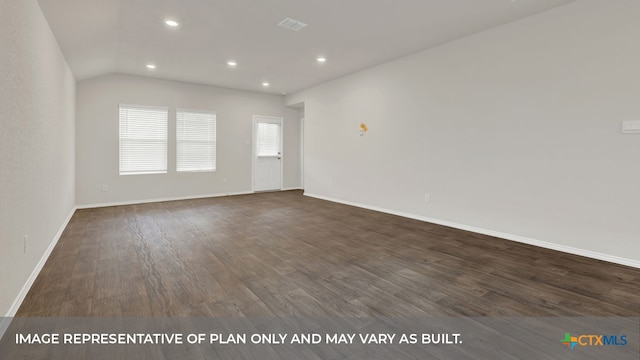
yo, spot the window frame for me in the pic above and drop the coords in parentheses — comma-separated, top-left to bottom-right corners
(118, 104, 168, 176)
(175, 108, 217, 173)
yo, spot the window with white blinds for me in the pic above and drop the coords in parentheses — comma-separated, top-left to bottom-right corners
(176, 109, 217, 172)
(256, 122, 281, 157)
(119, 105, 168, 175)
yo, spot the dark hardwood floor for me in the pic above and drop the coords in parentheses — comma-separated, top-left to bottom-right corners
(17, 190, 640, 317)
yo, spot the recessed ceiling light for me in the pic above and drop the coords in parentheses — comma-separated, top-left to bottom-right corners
(262, 82, 270, 87)
(317, 57, 326, 63)
(146, 64, 156, 69)
(227, 61, 237, 67)
(165, 20, 179, 27)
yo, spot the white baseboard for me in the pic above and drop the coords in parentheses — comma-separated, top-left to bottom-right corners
(282, 187, 303, 191)
(5, 207, 77, 318)
(0, 317, 10, 342)
(76, 191, 254, 209)
(304, 192, 640, 269)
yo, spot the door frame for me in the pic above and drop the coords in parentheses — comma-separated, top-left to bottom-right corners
(300, 118, 304, 190)
(252, 115, 284, 192)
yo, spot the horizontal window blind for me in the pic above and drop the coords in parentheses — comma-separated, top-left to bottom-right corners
(176, 110, 217, 172)
(119, 105, 168, 175)
(256, 122, 280, 157)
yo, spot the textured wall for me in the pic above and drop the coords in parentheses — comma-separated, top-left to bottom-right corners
(76, 74, 301, 206)
(0, 0, 76, 315)
(287, 0, 640, 265)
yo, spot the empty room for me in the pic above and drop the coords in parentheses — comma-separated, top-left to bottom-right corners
(1, 0, 639, 358)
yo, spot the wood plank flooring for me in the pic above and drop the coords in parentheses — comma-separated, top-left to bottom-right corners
(17, 190, 640, 317)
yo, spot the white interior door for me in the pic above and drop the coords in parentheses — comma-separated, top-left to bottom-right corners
(253, 116, 283, 192)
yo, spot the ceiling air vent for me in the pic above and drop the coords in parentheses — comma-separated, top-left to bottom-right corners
(277, 17, 308, 31)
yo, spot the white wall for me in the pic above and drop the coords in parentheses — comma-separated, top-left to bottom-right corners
(76, 74, 301, 206)
(287, 0, 640, 265)
(0, 0, 76, 315)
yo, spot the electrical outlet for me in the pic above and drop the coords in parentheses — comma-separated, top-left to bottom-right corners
(24, 235, 28, 253)
(424, 194, 431, 203)
(101, 184, 109, 192)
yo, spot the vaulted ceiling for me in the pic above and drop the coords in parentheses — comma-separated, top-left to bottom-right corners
(37, 0, 575, 94)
